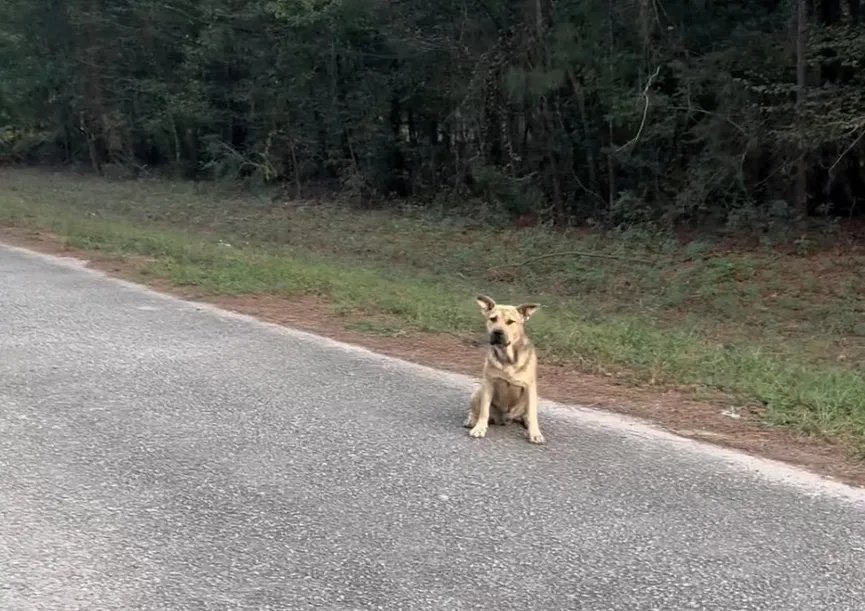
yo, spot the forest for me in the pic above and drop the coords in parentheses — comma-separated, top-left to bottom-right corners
(1, 0, 864, 229)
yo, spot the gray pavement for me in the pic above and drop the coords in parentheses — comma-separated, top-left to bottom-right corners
(1, 242, 864, 611)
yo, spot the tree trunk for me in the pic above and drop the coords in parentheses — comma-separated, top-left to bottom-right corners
(795, 0, 808, 216)
(606, 0, 617, 212)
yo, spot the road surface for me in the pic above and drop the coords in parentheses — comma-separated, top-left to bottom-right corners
(1, 242, 864, 611)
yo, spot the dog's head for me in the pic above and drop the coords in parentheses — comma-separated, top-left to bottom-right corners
(475, 295, 540, 347)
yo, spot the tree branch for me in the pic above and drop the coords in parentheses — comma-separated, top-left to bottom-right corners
(827, 120, 865, 179)
(669, 105, 751, 138)
(615, 65, 661, 153)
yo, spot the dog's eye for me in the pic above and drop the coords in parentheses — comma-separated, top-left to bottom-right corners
(506, 319, 515, 325)
(489, 316, 498, 323)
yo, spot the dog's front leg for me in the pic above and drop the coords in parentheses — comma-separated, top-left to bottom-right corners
(464, 388, 481, 428)
(524, 382, 545, 444)
(468, 381, 493, 438)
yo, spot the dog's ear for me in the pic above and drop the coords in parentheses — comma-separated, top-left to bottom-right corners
(517, 303, 540, 321)
(476, 295, 496, 313)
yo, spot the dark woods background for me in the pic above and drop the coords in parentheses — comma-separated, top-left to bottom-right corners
(1, 0, 863, 230)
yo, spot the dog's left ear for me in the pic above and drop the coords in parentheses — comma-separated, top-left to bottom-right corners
(517, 303, 540, 321)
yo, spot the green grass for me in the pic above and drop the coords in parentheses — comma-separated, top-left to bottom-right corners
(2, 167, 865, 451)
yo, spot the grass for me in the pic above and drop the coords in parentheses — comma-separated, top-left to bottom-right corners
(2, 167, 865, 452)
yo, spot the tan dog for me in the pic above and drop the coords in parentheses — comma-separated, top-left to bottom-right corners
(464, 295, 545, 444)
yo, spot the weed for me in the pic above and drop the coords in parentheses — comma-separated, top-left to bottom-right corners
(2, 168, 865, 450)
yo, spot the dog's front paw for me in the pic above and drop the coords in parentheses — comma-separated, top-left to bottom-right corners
(468, 424, 488, 438)
(527, 430, 546, 444)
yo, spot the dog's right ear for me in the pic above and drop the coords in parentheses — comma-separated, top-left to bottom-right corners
(476, 295, 496, 313)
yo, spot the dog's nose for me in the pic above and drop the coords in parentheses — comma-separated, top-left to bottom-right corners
(490, 329, 504, 344)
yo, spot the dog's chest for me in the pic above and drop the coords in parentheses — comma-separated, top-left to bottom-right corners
(492, 378, 525, 410)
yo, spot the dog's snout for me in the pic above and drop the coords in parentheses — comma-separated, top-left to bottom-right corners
(490, 329, 505, 344)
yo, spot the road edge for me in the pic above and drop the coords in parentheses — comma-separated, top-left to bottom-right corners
(3, 239, 865, 505)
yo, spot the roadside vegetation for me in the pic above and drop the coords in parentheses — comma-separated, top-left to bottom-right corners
(2, 168, 864, 452)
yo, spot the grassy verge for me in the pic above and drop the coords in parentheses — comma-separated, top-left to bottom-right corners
(2, 167, 865, 452)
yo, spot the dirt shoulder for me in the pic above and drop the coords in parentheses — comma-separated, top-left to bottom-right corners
(4, 226, 865, 488)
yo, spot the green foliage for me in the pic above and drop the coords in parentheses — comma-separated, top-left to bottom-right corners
(1, 0, 864, 227)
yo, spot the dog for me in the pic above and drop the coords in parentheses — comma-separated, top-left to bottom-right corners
(464, 295, 545, 444)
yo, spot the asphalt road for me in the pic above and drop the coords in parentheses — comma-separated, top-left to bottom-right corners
(1, 243, 864, 611)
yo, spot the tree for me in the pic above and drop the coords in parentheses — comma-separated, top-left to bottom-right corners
(2, 0, 864, 229)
